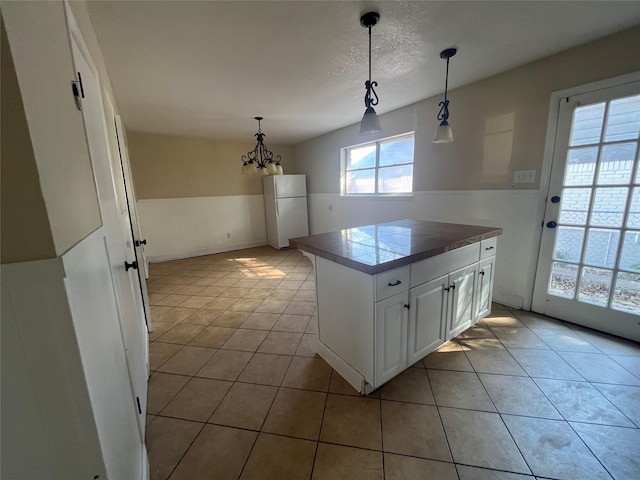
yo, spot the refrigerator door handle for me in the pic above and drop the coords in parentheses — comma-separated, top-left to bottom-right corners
(275, 200, 279, 217)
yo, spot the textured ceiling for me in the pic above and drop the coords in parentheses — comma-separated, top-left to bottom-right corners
(87, 1, 640, 144)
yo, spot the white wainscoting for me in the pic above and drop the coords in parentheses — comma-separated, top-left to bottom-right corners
(137, 195, 268, 262)
(308, 190, 542, 309)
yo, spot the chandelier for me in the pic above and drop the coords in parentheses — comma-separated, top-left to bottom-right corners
(241, 116, 283, 175)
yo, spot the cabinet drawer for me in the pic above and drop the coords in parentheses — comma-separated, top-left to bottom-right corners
(480, 237, 497, 259)
(375, 266, 410, 301)
(411, 243, 480, 287)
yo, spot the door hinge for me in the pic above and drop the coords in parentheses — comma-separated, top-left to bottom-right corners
(71, 72, 85, 111)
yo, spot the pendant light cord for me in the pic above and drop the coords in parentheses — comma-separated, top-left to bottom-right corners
(368, 25, 372, 86)
(444, 56, 450, 103)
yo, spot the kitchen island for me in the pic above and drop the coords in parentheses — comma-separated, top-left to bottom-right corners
(290, 219, 502, 394)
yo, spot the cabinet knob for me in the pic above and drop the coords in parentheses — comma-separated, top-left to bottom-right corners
(484, 246, 495, 251)
(388, 280, 402, 287)
(404, 304, 410, 310)
(444, 286, 450, 292)
(125, 261, 138, 271)
(450, 284, 456, 290)
(135, 239, 147, 247)
(479, 270, 485, 276)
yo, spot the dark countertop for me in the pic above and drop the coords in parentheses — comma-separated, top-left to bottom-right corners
(289, 219, 502, 275)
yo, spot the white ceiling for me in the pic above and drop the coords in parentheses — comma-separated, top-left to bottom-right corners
(87, 1, 640, 145)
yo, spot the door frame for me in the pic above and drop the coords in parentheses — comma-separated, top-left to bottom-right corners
(530, 71, 640, 313)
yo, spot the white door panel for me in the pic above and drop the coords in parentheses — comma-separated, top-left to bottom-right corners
(375, 291, 408, 386)
(276, 197, 309, 247)
(407, 275, 448, 365)
(114, 114, 152, 332)
(70, 33, 148, 448)
(533, 80, 640, 341)
(274, 174, 307, 198)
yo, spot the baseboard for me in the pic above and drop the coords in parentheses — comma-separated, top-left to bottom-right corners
(493, 288, 525, 310)
(316, 340, 366, 394)
(147, 240, 267, 263)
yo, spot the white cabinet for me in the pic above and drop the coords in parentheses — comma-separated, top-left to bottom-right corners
(375, 291, 409, 385)
(407, 275, 448, 365)
(408, 262, 479, 365)
(447, 263, 480, 339)
(476, 256, 496, 320)
(309, 236, 498, 394)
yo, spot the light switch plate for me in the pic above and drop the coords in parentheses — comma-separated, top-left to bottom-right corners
(514, 170, 536, 184)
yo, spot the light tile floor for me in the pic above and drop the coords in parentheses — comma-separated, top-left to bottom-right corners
(145, 246, 640, 480)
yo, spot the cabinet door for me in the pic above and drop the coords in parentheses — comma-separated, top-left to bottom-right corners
(448, 264, 479, 339)
(476, 257, 495, 320)
(407, 275, 448, 365)
(375, 291, 409, 387)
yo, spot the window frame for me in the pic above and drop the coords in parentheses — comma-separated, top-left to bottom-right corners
(340, 132, 415, 197)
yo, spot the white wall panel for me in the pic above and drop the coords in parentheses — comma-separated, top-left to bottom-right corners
(1, 258, 106, 480)
(137, 195, 268, 262)
(308, 190, 541, 309)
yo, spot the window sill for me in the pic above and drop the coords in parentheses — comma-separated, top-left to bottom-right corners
(340, 193, 414, 199)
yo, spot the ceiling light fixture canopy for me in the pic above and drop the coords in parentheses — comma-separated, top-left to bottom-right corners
(359, 11, 382, 136)
(241, 117, 283, 175)
(433, 48, 457, 143)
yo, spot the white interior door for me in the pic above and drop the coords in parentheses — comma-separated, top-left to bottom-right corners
(114, 115, 152, 331)
(70, 33, 149, 440)
(533, 80, 640, 341)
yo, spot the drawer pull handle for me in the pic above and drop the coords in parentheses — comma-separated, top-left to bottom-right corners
(485, 246, 495, 250)
(388, 280, 402, 287)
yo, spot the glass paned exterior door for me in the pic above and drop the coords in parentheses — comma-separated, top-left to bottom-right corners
(533, 81, 640, 341)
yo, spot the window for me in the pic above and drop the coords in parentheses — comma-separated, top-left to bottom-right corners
(341, 132, 415, 195)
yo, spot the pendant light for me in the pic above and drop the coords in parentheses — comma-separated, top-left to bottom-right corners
(359, 12, 382, 135)
(241, 117, 283, 175)
(433, 48, 457, 143)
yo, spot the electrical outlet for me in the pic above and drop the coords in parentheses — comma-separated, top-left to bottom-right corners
(514, 170, 536, 184)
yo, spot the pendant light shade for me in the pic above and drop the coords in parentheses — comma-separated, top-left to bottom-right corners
(240, 117, 282, 175)
(433, 48, 457, 144)
(359, 12, 382, 136)
(360, 106, 382, 135)
(433, 120, 454, 143)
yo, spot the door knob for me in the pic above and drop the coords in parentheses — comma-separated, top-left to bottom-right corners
(125, 261, 138, 271)
(551, 196, 561, 203)
(546, 221, 557, 229)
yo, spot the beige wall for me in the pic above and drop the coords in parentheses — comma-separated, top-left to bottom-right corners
(127, 131, 293, 199)
(293, 26, 640, 194)
(1, 17, 57, 264)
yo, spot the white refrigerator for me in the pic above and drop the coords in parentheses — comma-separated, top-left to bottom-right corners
(263, 174, 309, 249)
